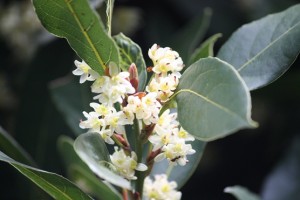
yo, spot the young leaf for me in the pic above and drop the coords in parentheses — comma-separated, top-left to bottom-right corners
(0, 151, 93, 200)
(217, 4, 300, 90)
(224, 185, 261, 200)
(58, 136, 121, 200)
(0, 126, 36, 166)
(74, 132, 131, 189)
(33, 0, 120, 75)
(113, 33, 147, 91)
(151, 140, 206, 189)
(176, 57, 257, 141)
(188, 33, 222, 65)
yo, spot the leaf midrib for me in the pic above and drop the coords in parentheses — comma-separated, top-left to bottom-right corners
(64, 0, 106, 70)
(237, 21, 300, 72)
(177, 89, 246, 123)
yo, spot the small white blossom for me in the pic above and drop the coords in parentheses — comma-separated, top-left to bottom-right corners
(148, 44, 184, 77)
(91, 64, 135, 106)
(79, 111, 104, 132)
(72, 60, 99, 83)
(125, 93, 162, 125)
(143, 174, 181, 200)
(155, 140, 196, 166)
(174, 127, 195, 142)
(110, 147, 147, 180)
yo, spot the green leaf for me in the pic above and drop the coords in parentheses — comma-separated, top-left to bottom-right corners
(50, 77, 92, 136)
(74, 132, 131, 189)
(58, 136, 121, 200)
(217, 4, 300, 90)
(224, 185, 261, 200)
(0, 151, 93, 200)
(176, 57, 257, 141)
(151, 140, 206, 189)
(188, 33, 222, 66)
(33, 0, 120, 75)
(69, 165, 122, 200)
(113, 33, 147, 91)
(0, 126, 36, 166)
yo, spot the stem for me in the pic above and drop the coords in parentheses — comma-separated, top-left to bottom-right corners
(122, 189, 128, 200)
(166, 163, 174, 177)
(133, 118, 145, 199)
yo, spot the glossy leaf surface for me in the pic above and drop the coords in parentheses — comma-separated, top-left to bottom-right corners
(74, 132, 131, 189)
(176, 57, 256, 141)
(217, 4, 300, 90)
(33, 0, 119, 74)
(114, 33, 147, 91)
(0, 151, 92, 200)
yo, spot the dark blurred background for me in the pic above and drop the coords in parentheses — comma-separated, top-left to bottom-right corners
(0, 0, 299, 199)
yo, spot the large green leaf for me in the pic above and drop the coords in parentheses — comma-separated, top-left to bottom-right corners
(74, 132, 131, 189)
(113, 33, 147, 91)
(217, 4, 300, 90)
(151, 140, 205, 189)
(0, 126, 36, 166)
(0, 151, 93, 200)
(176, 57, 257, 141)
(33, 0, 120, 75)
(188, 33, 222, 66)
(58, 136, 121, 200)
(224, 185, 261, 200)
(50, 77, 92, 136)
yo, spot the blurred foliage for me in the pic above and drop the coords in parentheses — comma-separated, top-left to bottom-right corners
(0, 0, 299, 199)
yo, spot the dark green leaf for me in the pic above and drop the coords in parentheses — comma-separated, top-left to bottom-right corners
(217, 4, 300, 90)
(0, 126, 36, 166)
(114, 33, 147, 91)
(69, 165, 122, 200)
(176, 57, 257, 141)
(151, 140, 206, 188)
(224, 185, 261, 200)
(50, 77, 92, 136)
(0, 151, 93, 200)
(74, 132, 131, 189)
(33, 0, 120, 74)
(58, 136, 121, 200)
(188, 33, 222, 65)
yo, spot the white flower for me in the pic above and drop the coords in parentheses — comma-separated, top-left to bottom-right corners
(146, 73, 181, 102)
(143, 174, 181, 200)
(155, 140, 196, 166)
(148, 44, 184, 77)
(125, 93, 162, 125)
(79, 111, 104, 132)
(91, 69, 135, 106)
(174, 127, 195, 142)
(72, 60, 99, 83)
(110, 147, 147, 180)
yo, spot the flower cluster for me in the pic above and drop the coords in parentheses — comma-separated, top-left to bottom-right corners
(149, 109, 195, 166)
(73, 44, 195, 199)
(143, 174, 181, 200)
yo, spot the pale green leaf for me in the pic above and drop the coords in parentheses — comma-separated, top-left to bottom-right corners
(188, 33, 222, 65)
(151, 140, 206, 188)
(0, 151, 93, 200)
(113, 33, 147, 91)
(224, 185, 261, 200)
(176, 57, 257, 141)
(33, 0, 120, 75)
(74, 132, 131, 189)
(217, 4, 300, 90)
(58, 136, 121, 200)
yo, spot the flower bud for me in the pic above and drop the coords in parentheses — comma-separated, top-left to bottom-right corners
(129, 63, 139, 91)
